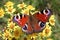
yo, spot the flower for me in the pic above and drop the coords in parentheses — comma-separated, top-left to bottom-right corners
(7, 22, 15, 32)
(5, 1, 14, 8)
(49, 15, 55, 26)
(14, 29, 20, 38)
(17, 3, 26, 9)
(20, 4, 35, 15)
(4, 1, 15, 14)
(2, 30, 12, 40)
(42, 24, 52, 37)
(21, 9, 29, 15)
(27, 33, 37, 40)
(30, 33, 37, 40)
(7, 22, 15, 28)
(0, 8, 5, 18)
(5, 7, 16, 14)
(13, 26, 23, 38)
(26, 5, 35, 10)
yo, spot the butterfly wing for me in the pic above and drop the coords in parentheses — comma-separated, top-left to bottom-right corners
(33, 9, 51, 32)
(13, 14, 33, 34)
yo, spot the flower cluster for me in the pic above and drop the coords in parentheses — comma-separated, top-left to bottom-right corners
(0, 1, 55, 40)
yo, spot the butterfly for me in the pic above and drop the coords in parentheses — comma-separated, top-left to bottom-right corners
(13, 9, 51, 34)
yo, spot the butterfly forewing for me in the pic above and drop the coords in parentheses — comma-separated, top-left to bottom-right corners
(13, 14, 33, 34)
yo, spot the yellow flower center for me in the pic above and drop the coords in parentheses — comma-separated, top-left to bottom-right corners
(8, 8, 12, 12)
(20, 4, 24, 8)
(10, 24, 14, 29)
(50, 20, 55, 24)
(14, 29, 20, 37)
(45, 29, 50, 34)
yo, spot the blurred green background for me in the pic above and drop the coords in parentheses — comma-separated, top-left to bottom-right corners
(0, 0, 60, 40)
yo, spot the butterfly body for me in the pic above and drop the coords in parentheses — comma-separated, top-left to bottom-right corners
(13, 9, 51, 34)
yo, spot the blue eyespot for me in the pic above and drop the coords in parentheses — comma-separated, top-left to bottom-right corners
(40, 22, 45, 27)
(38, 21, 45, 27)
(23, 25, 27, 30)
(22, 24, 28, 32)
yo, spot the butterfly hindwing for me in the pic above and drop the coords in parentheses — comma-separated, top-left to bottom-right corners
(33, 9, 51, 32)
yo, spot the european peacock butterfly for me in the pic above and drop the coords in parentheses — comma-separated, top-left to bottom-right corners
(13, 9, 51, 34)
